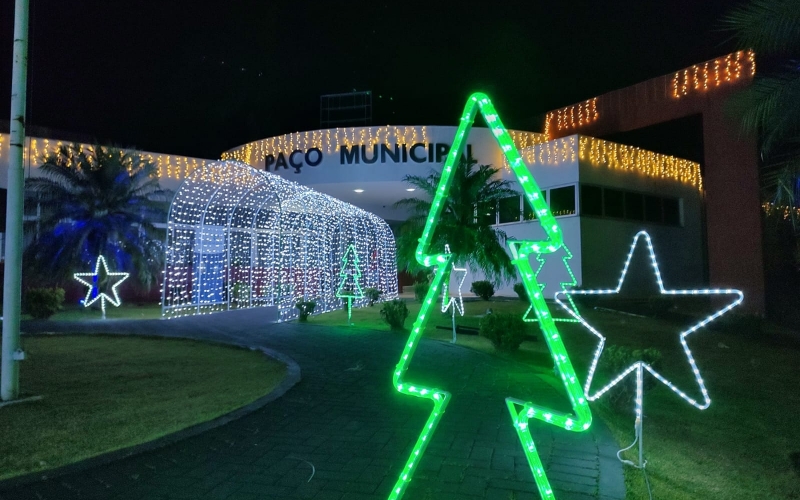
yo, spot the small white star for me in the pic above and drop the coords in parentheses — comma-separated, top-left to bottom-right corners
(74, 256, 130, 315)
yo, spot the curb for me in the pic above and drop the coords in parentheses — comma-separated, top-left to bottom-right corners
(0, 341, 301, 489)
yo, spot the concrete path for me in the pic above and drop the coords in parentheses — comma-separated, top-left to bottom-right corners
(0, 308, 625, 500)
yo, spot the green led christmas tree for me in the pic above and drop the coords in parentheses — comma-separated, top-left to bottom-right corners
(521, 243, 581, 324)
(336, 244, 364, 325)
(388, 93, 592, 500)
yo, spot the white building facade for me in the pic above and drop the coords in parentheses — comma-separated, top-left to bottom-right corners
(222, 126, 705, 297)
(0, 127, 705, 299)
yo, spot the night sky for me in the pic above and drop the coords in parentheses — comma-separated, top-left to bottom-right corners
(0, 0, 742, 160)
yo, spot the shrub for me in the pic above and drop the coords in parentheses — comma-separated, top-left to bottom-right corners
(413, 282, 430, 302)
(600, 346, 662, 411)
(479, 312, 526, 351)
(23, 287, 65, 319)
(364, 287, 383, 306)
(380, 299, 409, 331)
(513, 282, 528, 301)
(295, 299, 316, 322)
(470, 280, 495, 301)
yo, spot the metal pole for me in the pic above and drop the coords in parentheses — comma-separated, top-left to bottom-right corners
(1, 0, 30, 402)
(635, 364, 644, 467)
(451, 306, 456, 343)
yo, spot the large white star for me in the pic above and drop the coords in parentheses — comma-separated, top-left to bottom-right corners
(74, 255, 130, 315)
(554, 231, 743, 411)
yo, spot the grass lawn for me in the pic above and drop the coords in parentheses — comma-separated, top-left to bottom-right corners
(0, 335, 286, 481)
(307, 297, 556, 368)
(307, 297, 800, 499)
(22, 303, 164, 321)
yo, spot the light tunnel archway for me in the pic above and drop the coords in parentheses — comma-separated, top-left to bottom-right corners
(162, 161, 398, 321)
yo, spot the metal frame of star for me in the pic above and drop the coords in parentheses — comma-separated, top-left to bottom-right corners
(553, 231, 743, 410)
(441, 244, 467, 316)
(73, 255, 130, 313)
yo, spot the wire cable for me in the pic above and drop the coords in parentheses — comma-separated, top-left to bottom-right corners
(616, 424, 654, 500)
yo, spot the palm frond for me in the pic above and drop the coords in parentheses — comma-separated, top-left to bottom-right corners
(394, 156, 518, 285)
(721, 0, 800, 56)
(728, 68, 800, 154)
(23, 144, 170, 289)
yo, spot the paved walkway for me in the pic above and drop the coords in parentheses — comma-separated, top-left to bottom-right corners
(1, 309, 624, 500)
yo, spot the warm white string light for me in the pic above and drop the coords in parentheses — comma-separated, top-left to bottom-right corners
(161, 161, 398, 321)
(73, 255, 130, 319)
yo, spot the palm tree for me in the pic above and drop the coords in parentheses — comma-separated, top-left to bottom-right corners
(394, 157, 520, 284)
(723, 0, 800, 233)
(23, 144, 170, 290)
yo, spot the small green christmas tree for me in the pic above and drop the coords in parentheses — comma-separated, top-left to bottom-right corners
(521, 244, 581, 324)
(336, 244, 364, 324)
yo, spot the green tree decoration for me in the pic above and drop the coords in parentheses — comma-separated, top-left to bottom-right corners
(336, 244, 364, 325)
(521, 243, 581, 324)
(388, 93, 592, 500)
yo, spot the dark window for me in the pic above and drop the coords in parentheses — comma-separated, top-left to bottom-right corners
(644, 195, 662, 223)
(604, 189, 624, 218)
(581, 185, 603, 216)
(663, 198, 681, 226)
(523, 191, 546, 220)
(477, 201, 497, 226)
(498, 195, 521, 224)
(624, 192, 644, 221)
(550, 186, 576, 216)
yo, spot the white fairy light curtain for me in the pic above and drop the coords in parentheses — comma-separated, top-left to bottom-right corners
(162, 161, 398, 321)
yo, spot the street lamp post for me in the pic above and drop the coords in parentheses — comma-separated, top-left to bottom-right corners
(1, 0, 30, 401)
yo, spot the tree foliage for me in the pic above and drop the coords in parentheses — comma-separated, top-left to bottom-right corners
(394, 157, 518, 284)
(723, 0, 800, 228)
(24, 144, 170, 290)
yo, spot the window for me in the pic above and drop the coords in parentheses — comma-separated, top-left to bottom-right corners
(579, 185, 683, 227)
(581, 185, 603, 216)
(604, 189, 624, 218)
(477, 201, 497, 226)
(644, 195, 662, 223)
(550, 186, 576, 216)
(624, 192, 644, 221)
(523, 191, 546, 220)
(498, 195, 521, 224)
(663, 198, 681, 226)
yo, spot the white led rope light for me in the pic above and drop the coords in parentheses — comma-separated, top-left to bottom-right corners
(554, 230, 743, 468)
(440, 244, 467, 343)
(162, 161, 398, 321)
(74, 255, 130, 319)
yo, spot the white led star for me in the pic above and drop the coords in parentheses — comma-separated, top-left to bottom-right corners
(74, 255, 130, 318)
(555, 231, 743, 411)
(441, 245, 467, 317)
(554, 231, 742, 467)
(440, 244, 467, 344)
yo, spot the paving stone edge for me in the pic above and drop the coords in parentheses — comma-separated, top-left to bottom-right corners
(0, 338, 301, 489)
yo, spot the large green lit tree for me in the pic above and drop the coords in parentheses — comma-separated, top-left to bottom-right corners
(23, 144, 170, 290)
(394, 156, 519, 284)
